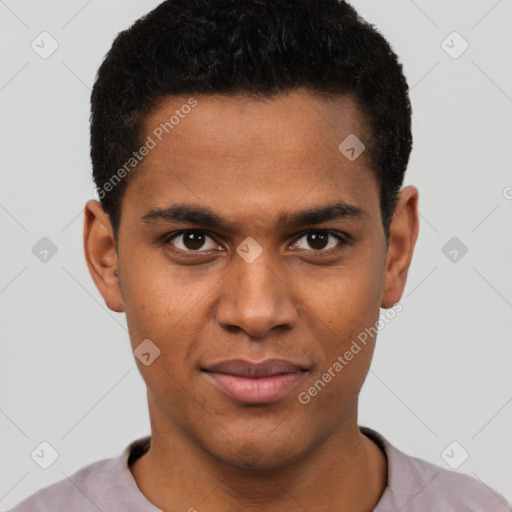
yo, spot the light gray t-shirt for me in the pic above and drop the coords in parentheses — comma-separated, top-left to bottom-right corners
(9, 427, 512, 511)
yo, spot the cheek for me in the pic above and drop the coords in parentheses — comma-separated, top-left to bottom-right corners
(295, 277, 380, 417)
(119, 254, 217, 346)
(119, 256, 217, 403)
(294, 258, 384, 398)
(300, 259, 383, 343)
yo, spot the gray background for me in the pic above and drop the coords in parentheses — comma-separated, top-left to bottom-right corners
(1, 0, 511, 508)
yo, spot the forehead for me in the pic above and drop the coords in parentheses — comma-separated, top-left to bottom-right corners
(122, 89, 380, 229)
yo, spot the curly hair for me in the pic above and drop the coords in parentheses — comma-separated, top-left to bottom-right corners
(90, 0, 412, 242)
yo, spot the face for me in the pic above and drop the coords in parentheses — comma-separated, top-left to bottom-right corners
(84, 89, 418, 470)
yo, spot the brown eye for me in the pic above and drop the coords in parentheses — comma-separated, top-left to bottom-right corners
(306, 232, 329, 250)
(291, 230, 345, 252)
(165, 231, 218, 252)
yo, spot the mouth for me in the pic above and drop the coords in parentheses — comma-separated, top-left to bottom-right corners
(201, 358, 309, 404)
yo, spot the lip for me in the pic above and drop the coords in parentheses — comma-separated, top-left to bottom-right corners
(201, 358, 309, 404)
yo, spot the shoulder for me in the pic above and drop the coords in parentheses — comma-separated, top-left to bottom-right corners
(8, 438, 151, 512)
(401, 452, 511, 511)
(8, 458, 114, 512)
(361, 427, 512, 512)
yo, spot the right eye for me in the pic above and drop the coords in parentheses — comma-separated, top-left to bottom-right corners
(163, 230, 222, 253)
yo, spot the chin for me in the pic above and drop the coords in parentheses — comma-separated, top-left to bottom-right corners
(206, 435, 309, 471)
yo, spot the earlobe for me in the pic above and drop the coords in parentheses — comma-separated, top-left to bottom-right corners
(83, 200, 125, 313)
(381, 186, 420, 309)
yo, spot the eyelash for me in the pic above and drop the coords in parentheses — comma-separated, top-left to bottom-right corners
(162, 229, 349, 258)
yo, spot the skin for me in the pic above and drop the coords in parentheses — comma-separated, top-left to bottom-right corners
(84, 89, 419, 512)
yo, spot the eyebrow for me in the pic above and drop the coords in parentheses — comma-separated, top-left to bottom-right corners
(141, 201, 367, 231)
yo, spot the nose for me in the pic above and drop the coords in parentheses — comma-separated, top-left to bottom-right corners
(215, 252, 298, 339)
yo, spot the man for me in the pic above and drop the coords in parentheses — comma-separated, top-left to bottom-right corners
(10, 0, 511, 510)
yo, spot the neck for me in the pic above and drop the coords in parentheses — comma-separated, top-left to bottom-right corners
(130, 405, 387, 512)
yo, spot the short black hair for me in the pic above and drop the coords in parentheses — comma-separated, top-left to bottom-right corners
(90, 0, 412, 243)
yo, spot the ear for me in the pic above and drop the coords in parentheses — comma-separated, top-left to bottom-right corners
(83, 200, 124, 313)
(381, 185, 420, 309)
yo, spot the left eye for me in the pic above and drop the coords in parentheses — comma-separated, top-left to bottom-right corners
(291, 231, 345, 252)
